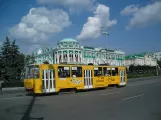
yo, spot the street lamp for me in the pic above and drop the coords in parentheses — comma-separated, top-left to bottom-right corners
(100, 26, 111, 64)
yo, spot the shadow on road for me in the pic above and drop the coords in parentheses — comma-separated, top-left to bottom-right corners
(21, 95, 44, 120)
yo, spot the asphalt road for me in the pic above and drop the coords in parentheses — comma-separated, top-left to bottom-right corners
(0, 76, 161, 120)
(0, 89, 25, 95)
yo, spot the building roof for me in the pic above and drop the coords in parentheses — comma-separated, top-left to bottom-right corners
(125, 54, 144, 59)
(84, 46, 95, 49)
(58, 38, 78, 43)
(125, 51, 155, 59)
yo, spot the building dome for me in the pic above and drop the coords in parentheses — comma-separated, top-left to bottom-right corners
(58, 38, 78, 43)
(57, 38, 79, 48)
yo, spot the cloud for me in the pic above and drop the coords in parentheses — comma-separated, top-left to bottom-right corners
(10, 7, 71, 44)
(120, 5, 139, 16)
(27, 44, 41, 54)
(77, 4, 117, 40)
(37, 0, 96, 13)
(121, 1, 161, 29)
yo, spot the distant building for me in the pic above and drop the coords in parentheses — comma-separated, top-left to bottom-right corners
(153, 51, 161, 61)
(125, 52, 157, 68)
(33, 38, 125, 66)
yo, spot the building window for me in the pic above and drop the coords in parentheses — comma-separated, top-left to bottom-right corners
(84, 52, 87, 56)
(96, 53, 98, 58)
(89, 52, 91, 58)
(69, 42, 73, 47)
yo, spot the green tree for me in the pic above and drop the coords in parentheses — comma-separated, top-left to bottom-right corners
(147, 65, 150, 73)
(25, 53, 36, 65)
(19, 53, 25, 70)
(140, 65, 144, 73)
(137, 65, 141, 73)
(0, 37, 25, 82)
(30, 52, 36, 64)
(129, 65, 134, 73)
(10, 40, 21, 81)
(145, 65, 148, 73)
(157, 61, 161, 68)
(0, 37, 12, 82)
(19, 53, 25, 81)
(133, 66, 137, 73)
(25, 55, 31, 65)
(0, 46, 2, 81)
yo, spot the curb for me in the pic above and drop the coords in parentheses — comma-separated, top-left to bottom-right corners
(2, 87, 25, 91)
(128, 75, 161, 80)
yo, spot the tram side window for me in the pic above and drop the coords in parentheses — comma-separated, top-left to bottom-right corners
(58, 66, 70, 78)
(33, 66, 40, 78)
(103, 68, 111, 76)
(72, 67, 82, 77)
(25, 67, 33, 79)
(94, 67, 102, 76)
(25, 65, 40, 79)
(111, 68, 118, 76)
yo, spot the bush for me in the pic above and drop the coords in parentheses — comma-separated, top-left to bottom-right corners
(127, 71, 161, 79)
(1, 82, 24, 88)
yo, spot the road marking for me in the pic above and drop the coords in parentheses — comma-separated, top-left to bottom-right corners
(100, 92, 120, 96)
(122, 94, 144, 101)
(0, 96, 30, 100)
(128, 80, 161, 87)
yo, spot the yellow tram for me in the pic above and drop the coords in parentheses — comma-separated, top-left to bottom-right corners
(24, 63, 127, 94)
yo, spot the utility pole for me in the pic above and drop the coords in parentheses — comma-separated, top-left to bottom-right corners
(154, 47, 158, 76)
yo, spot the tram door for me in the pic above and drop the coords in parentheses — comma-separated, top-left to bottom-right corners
(42, 69, 56, 93)
(120, 70, 126, 86)
(84, 69, 93, 89)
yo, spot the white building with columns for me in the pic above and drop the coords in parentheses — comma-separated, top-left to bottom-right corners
(125, 52, 157, 68)
(34, 38, 125, 66)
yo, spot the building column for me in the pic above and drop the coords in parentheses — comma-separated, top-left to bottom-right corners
(79, 52, 81, 63)
(49, 55, 51, 64)
(80, 52, 82, 63)
(61, 50, 63, 63)
(73, 51, 75, 62)
(68, 51, 70, 63)
(67, 50, 70, 62)
(54, 52, 56, 64)
(55, 52, 57, 64)
(78, 52, 79, 63)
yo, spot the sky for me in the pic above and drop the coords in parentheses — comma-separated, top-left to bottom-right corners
(0, 0, 161, 55)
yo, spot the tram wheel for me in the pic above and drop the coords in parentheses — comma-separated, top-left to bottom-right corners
(70, 88, 77, 94)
